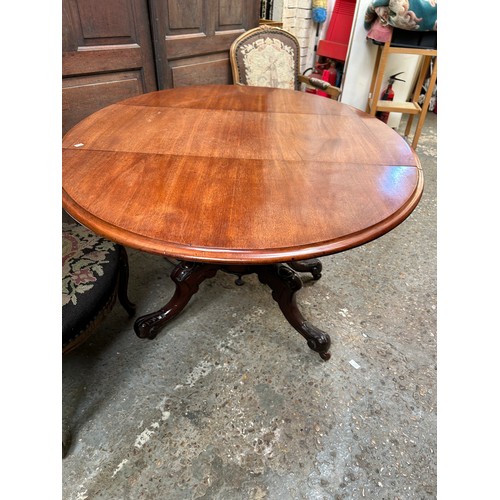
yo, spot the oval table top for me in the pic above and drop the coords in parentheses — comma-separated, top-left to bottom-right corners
(62, 85, 423, 264)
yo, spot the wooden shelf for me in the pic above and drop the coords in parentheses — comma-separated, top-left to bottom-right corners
(379, 46, 436, 57)
(366, 38, 437, 149)
(368, 100, 422, 114)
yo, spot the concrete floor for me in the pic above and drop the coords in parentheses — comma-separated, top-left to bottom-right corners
(62, 112, 437, 499)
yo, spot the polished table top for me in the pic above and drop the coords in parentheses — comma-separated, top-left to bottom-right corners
(62, 85, 423, 264)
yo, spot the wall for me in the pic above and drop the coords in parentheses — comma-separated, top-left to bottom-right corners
(340, 0, 421, 127)
(281, 0, 322, 72)
(281, 0, 382, 108)
(281, 0, 422, 128)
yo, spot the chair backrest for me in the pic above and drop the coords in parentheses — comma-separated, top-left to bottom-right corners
(230, 25, 301, 91)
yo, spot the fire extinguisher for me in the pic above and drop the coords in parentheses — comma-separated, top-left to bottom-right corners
(376, 71, 405, 123)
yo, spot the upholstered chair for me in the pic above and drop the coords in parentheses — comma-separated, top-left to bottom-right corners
(230, 25, 341, 99)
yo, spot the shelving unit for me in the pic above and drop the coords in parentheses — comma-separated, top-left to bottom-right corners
(366, 38, 437, 149)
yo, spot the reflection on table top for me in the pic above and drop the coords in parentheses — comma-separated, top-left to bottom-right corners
(62, 85, 423, 264)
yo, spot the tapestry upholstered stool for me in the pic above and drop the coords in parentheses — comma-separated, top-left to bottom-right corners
(62, 221, 135, 456)
(62, 221, 135, 353)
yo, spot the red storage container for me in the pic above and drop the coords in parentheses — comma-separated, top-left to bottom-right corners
(317, 0, 356, 62)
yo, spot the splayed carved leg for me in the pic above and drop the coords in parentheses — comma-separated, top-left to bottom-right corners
(256, 264, 331, 360)
(134, 261, 218, 340)
(134, 260, 331, 360)
(288, 258, 322, 280)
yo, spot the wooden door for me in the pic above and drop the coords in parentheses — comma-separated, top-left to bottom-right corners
(62, 0, 157, 134)
(150, 0, 260, 88)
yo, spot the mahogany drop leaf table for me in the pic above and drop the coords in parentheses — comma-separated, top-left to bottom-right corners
(63, 85, 423, 361)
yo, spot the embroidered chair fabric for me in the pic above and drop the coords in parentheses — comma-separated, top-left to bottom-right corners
(230, 25, 341, 99)
(230, 25, 300, 90)
(62, 221, 135, 354)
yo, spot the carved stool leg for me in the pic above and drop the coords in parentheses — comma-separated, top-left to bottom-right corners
(288, 258, 322, 280)
(256, 264, 331, 360)
(134, 261, 218, 340)
(117, 245, 136, 316)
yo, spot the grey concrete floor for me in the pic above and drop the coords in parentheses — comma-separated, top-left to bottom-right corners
(62, 112, 437, 499)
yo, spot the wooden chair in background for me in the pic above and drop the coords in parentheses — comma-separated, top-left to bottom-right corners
(230, 25, 341, 100)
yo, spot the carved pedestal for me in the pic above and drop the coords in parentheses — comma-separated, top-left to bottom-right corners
(134, 260, 331, 361)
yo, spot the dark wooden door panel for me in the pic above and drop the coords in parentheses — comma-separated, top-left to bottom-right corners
(169, 55, 231, 87)
(62, 0, 157, 135)
(151, 0, 260, 89)
(62, 72, 145, 133)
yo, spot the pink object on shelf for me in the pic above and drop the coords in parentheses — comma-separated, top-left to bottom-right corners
(366, 18, 393, 43)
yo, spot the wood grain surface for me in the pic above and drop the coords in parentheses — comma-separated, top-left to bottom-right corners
(63, 85, 423, 264)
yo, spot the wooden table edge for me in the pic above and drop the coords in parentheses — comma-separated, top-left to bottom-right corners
(62, 163, 423, 264)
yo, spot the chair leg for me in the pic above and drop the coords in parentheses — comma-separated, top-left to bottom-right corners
(117, 245, 136, 316)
